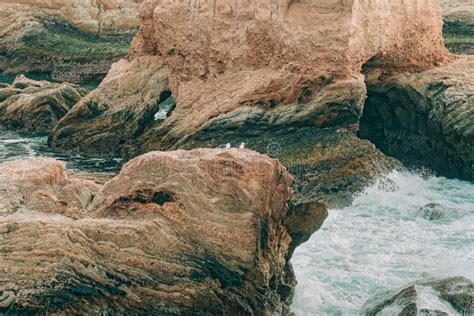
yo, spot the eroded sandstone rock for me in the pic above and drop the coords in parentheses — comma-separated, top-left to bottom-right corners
(0, 1, 144, 84)
(0, 76, 87, 134)
(0, 149, 327, 314)
(52, 0, 457, 206)
(0, 157, 100, 217)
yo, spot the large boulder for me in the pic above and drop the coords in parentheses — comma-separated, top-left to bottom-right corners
(0, 0, 144, 84)
(0, 148, 327, 314)
(360, 57, 474, 180)
(49, 0, 454, 206)
(0, 76, 87, 134)
(361, 276, 474, 316)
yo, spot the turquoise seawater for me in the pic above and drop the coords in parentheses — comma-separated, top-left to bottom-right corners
(291, 171, 474, 315)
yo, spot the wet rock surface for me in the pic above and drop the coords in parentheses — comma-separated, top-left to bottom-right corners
(360, 57, 474, 181)
(361, 276, 474, 316)
(0, 76, 87, 134)
(0, 149, 327, 314)
(419, 202, 457, 221)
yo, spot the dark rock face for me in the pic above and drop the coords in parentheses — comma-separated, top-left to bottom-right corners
(360, 58, 474, 181)
(361, 285, 418, 316)
(440, 1, 474, 55)
(0, 149, 327, 314)
(361, 276, 474, 316)
(0, 76, 87, 134)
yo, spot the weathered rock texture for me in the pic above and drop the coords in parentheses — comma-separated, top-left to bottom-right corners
(0, 1, 144, 84)
(439, 0, 474, 54)
(50, 0, 455, 206)
(0, 76, 87, 134)
(0, 158, 100, 218)
(361, 276, 474, 315)
(0, 149, 327, 314)
(360, 57, 474, 180)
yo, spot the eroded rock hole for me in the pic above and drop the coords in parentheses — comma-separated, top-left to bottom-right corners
(154, 90, 175, 121)
(117, 189, 175, 206)
(152, 191, 175, 205)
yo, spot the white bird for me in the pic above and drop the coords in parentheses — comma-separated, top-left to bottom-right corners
(239, 142, 245, 149)
(225, 143, 231, 149)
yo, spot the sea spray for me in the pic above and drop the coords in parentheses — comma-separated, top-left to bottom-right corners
(291, 171, 474, 315)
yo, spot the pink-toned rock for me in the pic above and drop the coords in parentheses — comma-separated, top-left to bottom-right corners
(0, 158, 100, 217)
(0, 149, 327, 314)
(51, 0, 450, 157)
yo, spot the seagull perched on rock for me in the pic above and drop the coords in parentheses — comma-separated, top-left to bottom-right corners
(239, 142, 245, 149)
(225, 143, 231, 149)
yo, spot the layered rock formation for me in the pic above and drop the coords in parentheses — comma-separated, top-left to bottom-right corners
(50, 0, 455, 206)
(0, 149, 327, 314)
(0, 76, 87, 134)
(0, 0, 144, 84)
(439, 0, 474, 54)
(361, 276, 474, 315)
(360, 57, 474, 180)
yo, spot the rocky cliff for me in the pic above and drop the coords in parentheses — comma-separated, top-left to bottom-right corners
(439, 0, 474, 54)
(49, 0, 457, 206)
(360, 57, 473, 180)
(0, 0, 144, 84)
(0, 149, 327, 314)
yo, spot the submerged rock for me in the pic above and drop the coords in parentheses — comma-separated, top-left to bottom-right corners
(361, 284, 418, 315)
(419, 202, 457, 221)
(360, 58, 474, 181)
(0, 148, 327, 314)
(0, 76, 87, 134)
(361, 276, 474, 316)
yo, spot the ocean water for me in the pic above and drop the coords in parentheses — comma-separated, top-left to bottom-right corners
(0, 130, 122, 172)
(291, 171, 474, 315)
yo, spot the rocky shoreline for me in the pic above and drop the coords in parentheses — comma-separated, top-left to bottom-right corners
(0, 0, 473, 314)
(0, 150, 327, 314)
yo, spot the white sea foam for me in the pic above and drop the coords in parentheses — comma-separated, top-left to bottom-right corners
(291, 171, 474, 315)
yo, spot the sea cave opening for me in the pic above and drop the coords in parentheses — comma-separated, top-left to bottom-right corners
(358, 59, 466, 179)
(154, 90, 176, 121)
